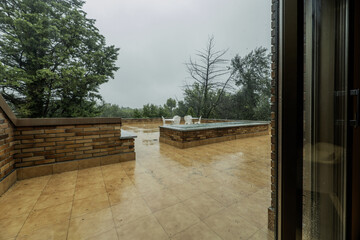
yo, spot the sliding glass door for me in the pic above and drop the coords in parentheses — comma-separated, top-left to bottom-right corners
(303, 0, 349, 239)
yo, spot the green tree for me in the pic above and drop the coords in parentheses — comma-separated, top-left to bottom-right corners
(231, 47, 271, 120)
(100, 103, 136, 118)
(164, 98, 176, 116)
(0, 0, 119, 117)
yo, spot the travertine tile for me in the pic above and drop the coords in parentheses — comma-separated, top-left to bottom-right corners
(111, 197, 151, 226)
(171, 221, 221, 240)
(34, 188, 74, 210)
(116, 215, 168, 240)
(86, 228, 119, 240)
(142, 189, 181, 212)
(107, 185, 139, 206)
(154, 203, 200, 237)
(205, 186, 244, 206)
(203, 204, 259, 240)
(17, 221, 69, 240)
(183, 193, 224, 220)
(20, 202, 72, 234)
(68, 208, 114, 240)
(167, 182, 201, 201)
(71, 193, 110, 218)
(74, 182, 106, 200)
(0, 214, 28, 240)
(0, 124, 272, 240)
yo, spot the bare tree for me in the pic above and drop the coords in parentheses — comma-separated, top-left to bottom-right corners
(185, 36, 234, 118)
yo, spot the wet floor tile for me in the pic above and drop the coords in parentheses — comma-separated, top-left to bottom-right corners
(0, 123, 272, 240)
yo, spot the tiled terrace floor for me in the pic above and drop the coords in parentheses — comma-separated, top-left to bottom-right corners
(0, 123, 274, 240)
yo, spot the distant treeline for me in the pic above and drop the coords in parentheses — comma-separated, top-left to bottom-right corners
(100, 45, 271, 121)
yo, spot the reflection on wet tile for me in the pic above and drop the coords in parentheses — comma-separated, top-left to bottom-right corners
(153, 203, 200, 237)
(0, 123, 272, 240)
(72, 193, 110, 218)
(116, 215, 168, 240)
(111, 197, 151, 226)
(171, 221, 221, 240)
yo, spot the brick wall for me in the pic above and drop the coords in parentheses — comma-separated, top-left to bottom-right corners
(160, 124, 269, 148)
(13, 123, 133, 168)
(0, 109, 15, 180)
(268, 0, 279, 231)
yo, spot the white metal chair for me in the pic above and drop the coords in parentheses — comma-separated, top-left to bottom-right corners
(195, 116, 201, 124)
(173, 115, 181, 125)
(184, 115, 193, 125)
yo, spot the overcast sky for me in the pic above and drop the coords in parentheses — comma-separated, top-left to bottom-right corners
(83, 0, 271, 108)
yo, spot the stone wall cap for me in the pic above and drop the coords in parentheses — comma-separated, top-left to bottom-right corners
(160, 121, 270, 132)
(120, 130, 137, 139)
(16, 117, 122, 127)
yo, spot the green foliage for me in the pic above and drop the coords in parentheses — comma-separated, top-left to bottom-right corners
(0, 0, 119, 117)
(179, 47, 271, 121)
(230, 47, 271, 120)
(100, 103, 136, 118)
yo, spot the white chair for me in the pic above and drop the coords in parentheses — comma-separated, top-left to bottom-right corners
(162, 116, 174, 125)
(173, 115, 181, 125)
(195, 116, 201, 124)
(184, 115, 193, 125)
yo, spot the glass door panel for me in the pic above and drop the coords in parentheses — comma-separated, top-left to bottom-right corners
(303, 0, 349, 239)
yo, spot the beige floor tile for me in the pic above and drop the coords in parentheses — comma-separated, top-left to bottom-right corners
(167, 182, 201, 201)
(104, 177, 134, 192)
(68, 208, 114, 240)
(76, 175, 104, 187)
(0, 197, 36, 219)
(20, 201, 72, 234)
(189, 177, 221, 193)
(71, 193, 110, 218)
(10, 176, 50, 192)
(48, 171, 77, 182)
(17, 221, 69, 240)
(34, 189, 74, 210)
(171, 221, 221, 240)
(183, 193, 224, 219)
(231, 198, 268, 228)
(74, 182, 106, 200)
(0, 125, 272, 240)
(116, 215, 168, 240)
(111, 197, 152, 226)
(86, 228, 119, 240)
(248, 228, 275, 240)
(134, 181, 165, 195)
(206, 186, 244, 207)
(107, 185, 139, 206)
(153, 203, 200, 237)
(142, 189, 181, 212)
(42, 180, 76, 194)
(0, 214, 28, 240)
(203, 205, 259, 240)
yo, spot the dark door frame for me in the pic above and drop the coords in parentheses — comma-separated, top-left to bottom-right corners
(278, 0, 358, 239)
(348, 0, 360, 238)
(277, 0, 304, 239)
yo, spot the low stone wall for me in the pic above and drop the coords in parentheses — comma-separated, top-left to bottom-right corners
(0, 95, 136, 195)
(160, 123, 270, 148)
(0, 109, 16, 195)
(13, 123, 135, 180)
